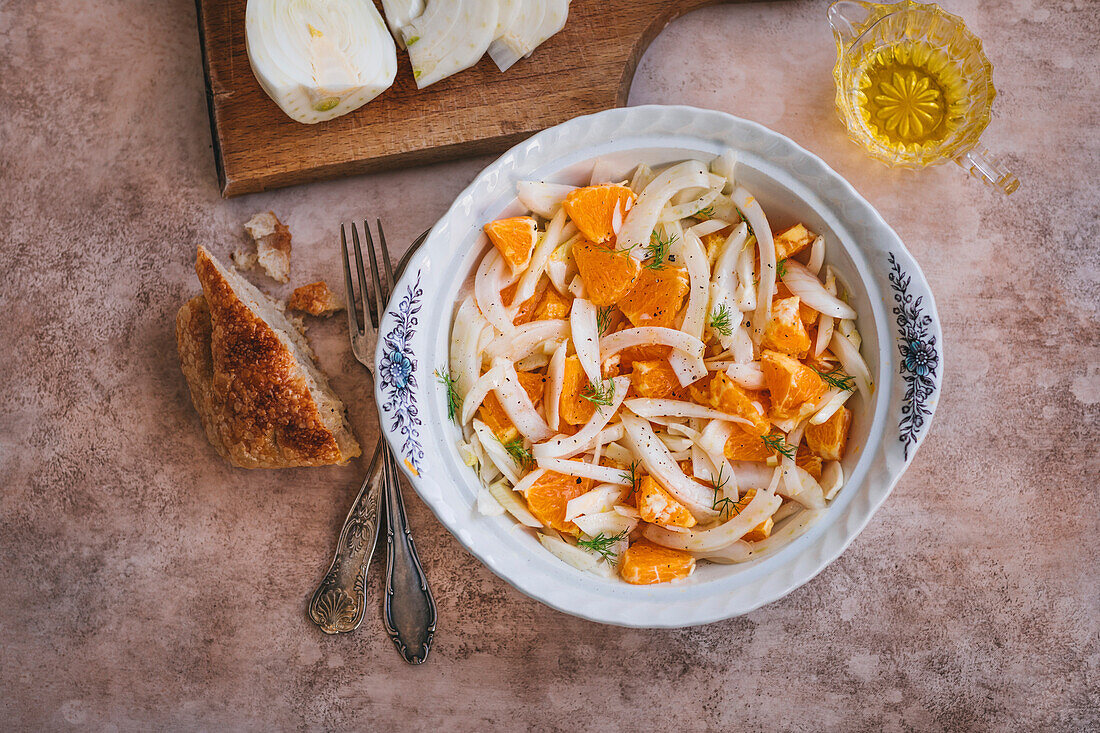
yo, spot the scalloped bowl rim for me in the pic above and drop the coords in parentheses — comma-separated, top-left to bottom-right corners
(374, 105, 942, 627)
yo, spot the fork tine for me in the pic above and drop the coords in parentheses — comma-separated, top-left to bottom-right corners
(363, 221, 387, 327)
(376, 219, 396, 293)
(340, 224, 361, 336)
(350, 222, 377, 330)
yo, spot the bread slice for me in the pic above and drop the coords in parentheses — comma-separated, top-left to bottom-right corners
(176, 247, 361, 468)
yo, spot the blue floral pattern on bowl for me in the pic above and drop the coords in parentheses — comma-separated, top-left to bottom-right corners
(379, 270, 424, 474)
(888, 253, 939, 459)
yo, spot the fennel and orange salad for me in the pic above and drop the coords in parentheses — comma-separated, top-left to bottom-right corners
(440, 153, 872, 585)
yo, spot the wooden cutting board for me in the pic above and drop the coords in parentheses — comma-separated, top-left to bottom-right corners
(195, 0, 764, 197)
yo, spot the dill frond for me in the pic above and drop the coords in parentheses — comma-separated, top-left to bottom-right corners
(503, 438, 533, 468)
(762, 434, 796, 461)
(435, 368, 460, 422)
(619, 460, 640, 492)
(709, 467, 739, 520)
(581, 378, 615, 408)
(577, 530, 629, 562)
(644, 229, 677, 270)
(812, 366, 856, 392)
(713, 494, 741, 521)
(597, 305, 614, 335)
(709, 304, 733, 337)
(733, 206, 756, 237)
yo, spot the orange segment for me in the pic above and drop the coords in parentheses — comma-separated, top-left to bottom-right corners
(600, 454, 628, 471)
(503, 278, 548, 326)
(617, 265, 690, 328)
(806, 406, 852, 461)
(562, 184, 636, 244)
(573, 240, 640, 306)
(485, 216, 538, 272)
(724, 426, 776, 462)
(559, 355, 597, 426)
(619, 539, 696, 585)
(636, 476, 696, 528)
(761, 350, 826, 419)
(730, 489, 774, 542)
(477, 371, 544, 441)
(754, 390, 773, 419)
(690, 372, 771, 436)
(618, 343, 673, 370)
(742, 518, 773, 542)
(796, 450, 823, 479)
(775, 282, 819, 326)
(525, 469, 593, 535)
(601, 307, 627, 334)
(630, 359, 685, 399)
(774, 223, 815, 259)
(762, 296, 812, 357)
(533, 286, 572, 321)
(517, 371, 546, 407)
(801, 303, 818, 326)
(556, 420, 581, 437)
(701, 230, 730, 262)
(478, 392, 518, 443)
(804, 348, 840, 375)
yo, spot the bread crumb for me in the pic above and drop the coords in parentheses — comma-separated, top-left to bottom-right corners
(231, 246, 258, 271)
(288, 281, 345, 317)
(243, 211, 291, 283)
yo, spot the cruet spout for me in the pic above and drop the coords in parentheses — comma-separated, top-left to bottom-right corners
(828, 1, 877, 50)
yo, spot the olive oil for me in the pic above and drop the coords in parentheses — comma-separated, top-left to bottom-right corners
(829, 1, 1018, 192)
(854, 41, 966, 154)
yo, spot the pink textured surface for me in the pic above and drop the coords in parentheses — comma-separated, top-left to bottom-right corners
(1, 1, 1097, 730)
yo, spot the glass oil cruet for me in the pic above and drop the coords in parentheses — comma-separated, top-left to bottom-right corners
(828, 0, 1019, 194)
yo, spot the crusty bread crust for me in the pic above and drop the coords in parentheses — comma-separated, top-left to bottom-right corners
(176, 247, 361, 468)
(288, 281, 344, 317)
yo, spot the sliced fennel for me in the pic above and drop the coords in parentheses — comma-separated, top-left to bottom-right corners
(487, 480, 542, 527)
(707, 223, 749, 340)
(538, 533, 599, 572)
(477, 484, 507, 516)
(403, 0, 500, 88)
(245, 0, 397, 124)
(380, 0, 424, 47)
(616, 160, 713, 254)
(517, 181, 577, 219)
(489, 0, 569, 71)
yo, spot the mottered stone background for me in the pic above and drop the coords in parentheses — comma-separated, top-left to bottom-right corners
(1, 0, 1097, 730)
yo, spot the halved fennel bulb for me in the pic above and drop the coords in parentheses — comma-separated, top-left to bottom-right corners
(494, 0, 522, 38)
(403, 0, 500, 88)
(246, 0, 397, 124)
(489, 0, 569, 71)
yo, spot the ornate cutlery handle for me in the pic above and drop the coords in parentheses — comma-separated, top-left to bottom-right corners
(381, 446, 437, 664)
(308, 442, 385, 634)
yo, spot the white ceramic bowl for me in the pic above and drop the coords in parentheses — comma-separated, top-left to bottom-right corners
(374, 105, 942, 627)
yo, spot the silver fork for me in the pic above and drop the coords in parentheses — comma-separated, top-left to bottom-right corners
(308, 223, 436, 665)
